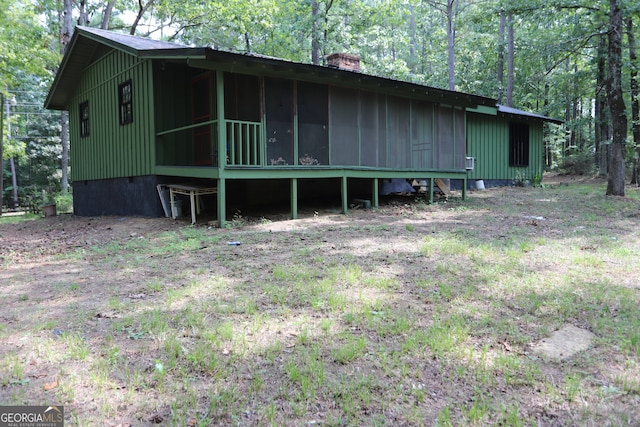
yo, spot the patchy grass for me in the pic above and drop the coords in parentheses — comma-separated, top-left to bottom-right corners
(1, 178, 640, 425)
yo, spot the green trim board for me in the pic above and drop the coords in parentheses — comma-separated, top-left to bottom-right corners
(466, 105, 498, 116)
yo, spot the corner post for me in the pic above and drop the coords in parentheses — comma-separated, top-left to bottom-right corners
(291, 178, 298, 219)
(341, 176, 348, 214)
(216, 70, 226, 228)
(217, 178, 226, 228)
(462, 176, 467, 200)
(216, 70, 226, 168)
(372, 178, 379, 208)
(428, 177, 434, 204)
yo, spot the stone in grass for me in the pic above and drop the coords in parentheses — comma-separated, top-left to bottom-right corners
(531, 324, 595, 361)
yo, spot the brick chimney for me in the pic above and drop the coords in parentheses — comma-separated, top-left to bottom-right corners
(326, 53, 361, 72)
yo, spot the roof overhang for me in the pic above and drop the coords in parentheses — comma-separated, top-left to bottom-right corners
(187, 51, 494, 108)
(45, 27, 205, 110)
(45, 27, 497, 112)
(497, 104, 563, 124)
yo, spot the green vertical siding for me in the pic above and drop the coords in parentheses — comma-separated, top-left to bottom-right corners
(69, 50, 154, 181)
(466, 112, 544, 182)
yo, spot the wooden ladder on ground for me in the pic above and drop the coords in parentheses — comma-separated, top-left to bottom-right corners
(435, 178, 451, 196)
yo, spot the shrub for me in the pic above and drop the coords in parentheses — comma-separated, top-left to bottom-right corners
(558, 151, 594, 175)
(55, 192, 73, 213)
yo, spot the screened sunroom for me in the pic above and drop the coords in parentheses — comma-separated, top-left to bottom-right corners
(153, 65, 468, 173)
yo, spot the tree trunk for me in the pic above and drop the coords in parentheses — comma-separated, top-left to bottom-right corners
(497, 12, 505, 103)
(628, 17, 640, 185)
(59, 0, 74, 194)
(101, 1, 116, 30)
(322, 0, 334, 65)
(606, 0, 627, 196)
(4, 91, 17, 210)
(78, 0, 88, 26)
(408, 5, 417, 73)
(311, 0, 320, 65)
(61, 0, 73, 43)
(506, 13, 514, 107)
(446, 0, 456, 91)
(544, 83, 553, 168)
(571, 63, 582, 152)
(10, 157, 18, 209)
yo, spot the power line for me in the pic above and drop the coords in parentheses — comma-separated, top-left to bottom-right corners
(6, 90, 47, 94)
(11, 136, 60, 139)
(10, 111, 60, 115)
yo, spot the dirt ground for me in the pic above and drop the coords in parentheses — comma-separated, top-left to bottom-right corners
(1, 173, 593, 259)
(2, 173, 639, 426)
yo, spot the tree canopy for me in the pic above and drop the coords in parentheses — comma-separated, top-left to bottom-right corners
(1, 0, 639, 209)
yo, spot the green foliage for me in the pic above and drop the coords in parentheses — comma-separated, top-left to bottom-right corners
(55, 191, 73, 213)
(558, 150, 595, 175)
(0, 0, 633, 200)
(513, 170, 528, 187)
(0, 0, 58, 89)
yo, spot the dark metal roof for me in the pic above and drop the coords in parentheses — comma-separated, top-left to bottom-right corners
(498, 104, 563, 124)
(79, 26, 185, 51)
(45, 27, 207, 110)
(46, 26, 498, 111)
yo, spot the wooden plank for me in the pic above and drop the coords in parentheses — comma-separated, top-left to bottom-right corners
(156, 184, 170, 217)
(435, 178, 451, 196)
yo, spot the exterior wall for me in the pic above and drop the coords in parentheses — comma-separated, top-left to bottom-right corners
(69, 49, 155, 181)
(466, 112, 544, 183)
(73, 175, 166, 217)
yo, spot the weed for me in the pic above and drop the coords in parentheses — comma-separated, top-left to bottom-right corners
(146, 279, 163, 292)
(64, 333, 89, 360)
(332, 335, 367, 364)
(565, 373, 583, 401)
(319, 318, 333, 334)
(467, 394, 489, 424)
(436, 406, 453, 427)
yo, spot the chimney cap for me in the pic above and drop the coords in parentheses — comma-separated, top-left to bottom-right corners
(325, 52, 361, 72)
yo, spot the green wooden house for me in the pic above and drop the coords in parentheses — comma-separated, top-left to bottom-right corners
(45, 27, 559, 225)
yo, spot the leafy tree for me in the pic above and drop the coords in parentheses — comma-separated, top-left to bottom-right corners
(1, 0, 58, 211)
(3, 0, 640, 211)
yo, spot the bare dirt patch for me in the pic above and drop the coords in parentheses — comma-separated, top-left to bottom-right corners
(531, 324, 596, 361)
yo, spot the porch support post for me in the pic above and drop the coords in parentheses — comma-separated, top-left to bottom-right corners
(341, 176, 348, 214)
(462, 176, 467, 200)
(216, 70, 226, 167)
(372, 178, 379, 208)
(216, 70, 227, 228)
(217, 178, 226, 228)
(291, 178, 298, 219)
(428, 177, 434, 204)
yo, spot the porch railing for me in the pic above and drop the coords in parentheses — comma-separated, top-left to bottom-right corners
(227, 120, 262, 166)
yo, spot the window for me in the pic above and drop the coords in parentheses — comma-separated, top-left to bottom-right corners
(118, 79, 133, 125)
(509, 122, 529, 167)
(79, 101, 90, 137)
